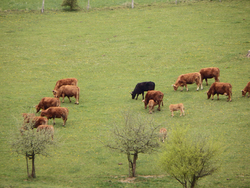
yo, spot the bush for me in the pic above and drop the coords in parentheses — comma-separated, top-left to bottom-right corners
(61, 0, 79, 10)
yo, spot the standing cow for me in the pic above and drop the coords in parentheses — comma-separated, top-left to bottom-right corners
(199, 67, 220, 86)
(144, 90, 164, 111)
(53, 85, 80, 105)
(37, 125, 54, 140)
(159, 128, 167, 143)
(241, 81, 250, 98)
(207, 82, 232, 102)
(36, 97, 60, 113)
(131, 81, 155, 100)
(169, 103, 185, 117)
(41, 107, 69, 126)
(54, 78, 78, 90)
(172, 72, 203, 91)
(22, 113, 48, 129)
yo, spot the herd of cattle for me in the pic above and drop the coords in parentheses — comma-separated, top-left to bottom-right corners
(130, 67, 250, 141)
(21, 78, 80, 140)
(21, 67, 250, 142)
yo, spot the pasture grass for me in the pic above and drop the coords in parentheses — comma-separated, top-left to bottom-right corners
(1, 0, 250, 187)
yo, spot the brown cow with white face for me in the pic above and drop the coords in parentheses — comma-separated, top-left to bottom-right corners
(199, 67, 220, 86)
(241, 81, 250, 98)
(53, 85, 80, 105)
(172, 72, 203, 91)
(169, 103, 185, 117)
(22, 113, 48, 130)
(37, 125, 54, 140)
(144, 90, 164, 111)
(159, 128, 167, 143)
(54, 78, 78, 90)
(207, 82, 232, 102)
(36, 97, 60, 113)
(41, 107, 69, 126)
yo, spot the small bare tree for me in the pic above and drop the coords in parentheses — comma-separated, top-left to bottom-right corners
(11, 122, 57, 178)
(41, 0, 45, 13)
(105, 112, 160, 177)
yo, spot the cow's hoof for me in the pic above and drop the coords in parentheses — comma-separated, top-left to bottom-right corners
(75, 102, 79, 105)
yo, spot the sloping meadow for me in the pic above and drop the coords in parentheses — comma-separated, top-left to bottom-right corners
(0, 1, 250, 187)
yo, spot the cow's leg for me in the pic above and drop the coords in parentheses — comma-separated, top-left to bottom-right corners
(75, 95, 79, 105)
(248, 92, 250, 98)
(171, 111, 174, 117)
(217, 94, 219, 100)
(157, 103, 161, 111)
(67, 96, 71, 103)
(62, 94, 65, 103)
(135, 94, 139, 100)
(205, 78, 208, 86)
(200, 82, 203, 90)
(53, 118, 55, 125)
(180, 110, 182, 116)
(185, 84, 188, 91)
(211, 94, 214, 100)
(142, 92, 144, 100)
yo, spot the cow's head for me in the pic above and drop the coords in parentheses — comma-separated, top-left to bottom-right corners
(207, 91, 211, 99)
(52, 90, 59, 98)
(130, 92, 136, 99)
(241, 90, 247, 97)
(172, 84, 178, 91)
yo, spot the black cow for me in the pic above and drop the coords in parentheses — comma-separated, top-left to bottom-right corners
(131, 81, 155, 100)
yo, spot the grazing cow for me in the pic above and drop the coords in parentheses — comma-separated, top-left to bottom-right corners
(36, 97, 60, 113)
(169, 103, 185, 117)
(199, 67, 220, 86)
(207, 82, 232, 102)
(53, 85, 80, 105)
(54, 78, 78, 90)
(22, 113, 48, 129)
(41, 107, 69, 126)
(159, 128, 167, 143)
(131, 81, 155, 100)
(37, 125, 54, 140)
(241, 81, 250, 98)
(172, 72, 203, 91)
(144, 90, 164, 111)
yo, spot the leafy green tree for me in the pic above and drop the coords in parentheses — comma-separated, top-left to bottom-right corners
(61, 0, 79, 11)
(11, 122, 57, 178)
(159, 126, 223, 188)
(105, 112, 160, 177)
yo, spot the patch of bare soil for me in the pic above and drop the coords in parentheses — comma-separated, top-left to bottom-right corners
(119, 175, 165, 183)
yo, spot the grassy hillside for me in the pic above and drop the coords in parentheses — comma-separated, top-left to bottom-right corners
(0, 0, 250, 187)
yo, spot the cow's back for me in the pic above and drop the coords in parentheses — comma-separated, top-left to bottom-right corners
(54, 78, 78, 90)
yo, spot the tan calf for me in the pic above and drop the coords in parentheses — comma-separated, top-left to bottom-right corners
(159, 128, 167, 143)
(169, 103, 185, 117)
(37, 125, 54, 140)
(241, 81, 250, 98)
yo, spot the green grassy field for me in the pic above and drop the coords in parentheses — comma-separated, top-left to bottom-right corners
(1, 0, 250, 187)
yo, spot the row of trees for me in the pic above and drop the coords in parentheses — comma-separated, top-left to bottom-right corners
(11, 112, 223, 188)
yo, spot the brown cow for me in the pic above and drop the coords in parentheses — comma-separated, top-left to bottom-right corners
(144, 90, 164, 111)
(241, 81, 250, 98)
(53, 85, 80, 105)
(207, 82, 232, 102)
(172, 72, 203, 91)
(54, 78, 78, 90)
(169, 103, 185, 117)
(36, 97, 60, 113)
(37, 125, 54, 140)
(199, 67, 220, 86)
(159, 128, 167, 143)
(40, 107, 69, 126)
(22, 113, 48, 129)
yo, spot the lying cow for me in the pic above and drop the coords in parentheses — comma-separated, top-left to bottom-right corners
(54, 78, 78, 90)
(172, 72, 203, 91)
(22, 113, 48, 129)
(41, 107, 69, 126)
(37, 125, 54, 140)
(36, 97, 60, 113)
(53, 85, 80, 105)
(159, 128, 167, 143)
(169, 103, 185, 117)
(241, 81, 250, 98)
(199, 67, 220, 86)
(144, 90, 164, 111)
(131, 81, 155, 100)
(207, 82, 232, 102)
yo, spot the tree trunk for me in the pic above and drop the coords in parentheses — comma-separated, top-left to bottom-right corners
(26, 152, 30, 178)
(31, 152, 36, 178)
(41, 0, 45, 13)
(87, 0, 90, 10)
(132, 153, 138, 177)
(190, 175, 197, 188)
(127, 153, 133, 177)
(131, 0, 134, 9)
